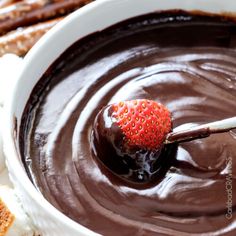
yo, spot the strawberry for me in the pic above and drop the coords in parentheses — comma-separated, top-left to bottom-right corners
(92, 99, 173, 183)
(111, 99, 172, 151)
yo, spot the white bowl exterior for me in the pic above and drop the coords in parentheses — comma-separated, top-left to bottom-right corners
(4, 0, 236, 235)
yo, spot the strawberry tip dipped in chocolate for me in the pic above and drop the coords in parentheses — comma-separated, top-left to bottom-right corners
(92, 99, 177, 184)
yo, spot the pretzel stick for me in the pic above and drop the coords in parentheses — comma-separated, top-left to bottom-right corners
(0, 0, 22, 9)
(0, 17, 62, 56)
(0, 0, 92, 35)
(0, 197, 15, 235)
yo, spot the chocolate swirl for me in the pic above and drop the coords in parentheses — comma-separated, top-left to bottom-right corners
(21, 12, 236, 235)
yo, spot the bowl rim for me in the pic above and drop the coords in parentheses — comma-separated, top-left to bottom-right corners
(3, 0, 236, 235)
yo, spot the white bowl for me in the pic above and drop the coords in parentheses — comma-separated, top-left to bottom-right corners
(3, 0, 236, 235)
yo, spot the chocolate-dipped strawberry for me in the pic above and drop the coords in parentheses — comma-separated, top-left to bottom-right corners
(92, 99, 178, 183)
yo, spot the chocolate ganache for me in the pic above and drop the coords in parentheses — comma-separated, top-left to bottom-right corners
(20, 11, 236, 235)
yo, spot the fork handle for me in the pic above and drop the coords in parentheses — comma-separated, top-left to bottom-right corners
(165, 117, 236, 144)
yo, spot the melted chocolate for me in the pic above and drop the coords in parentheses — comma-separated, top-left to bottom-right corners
(20, 12, 236, 235)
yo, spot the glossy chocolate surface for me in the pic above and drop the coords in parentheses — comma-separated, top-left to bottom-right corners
(20, 12, 236, 235)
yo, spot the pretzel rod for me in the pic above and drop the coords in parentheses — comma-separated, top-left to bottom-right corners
(0, 197, 15, 235)
(0, 17, 62, 56)
(0, 0, 92, 35)
(0, 0, 21, 9)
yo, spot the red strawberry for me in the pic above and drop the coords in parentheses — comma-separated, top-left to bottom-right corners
(111, 99, 171, 150)
(92, 99, 174, 183)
